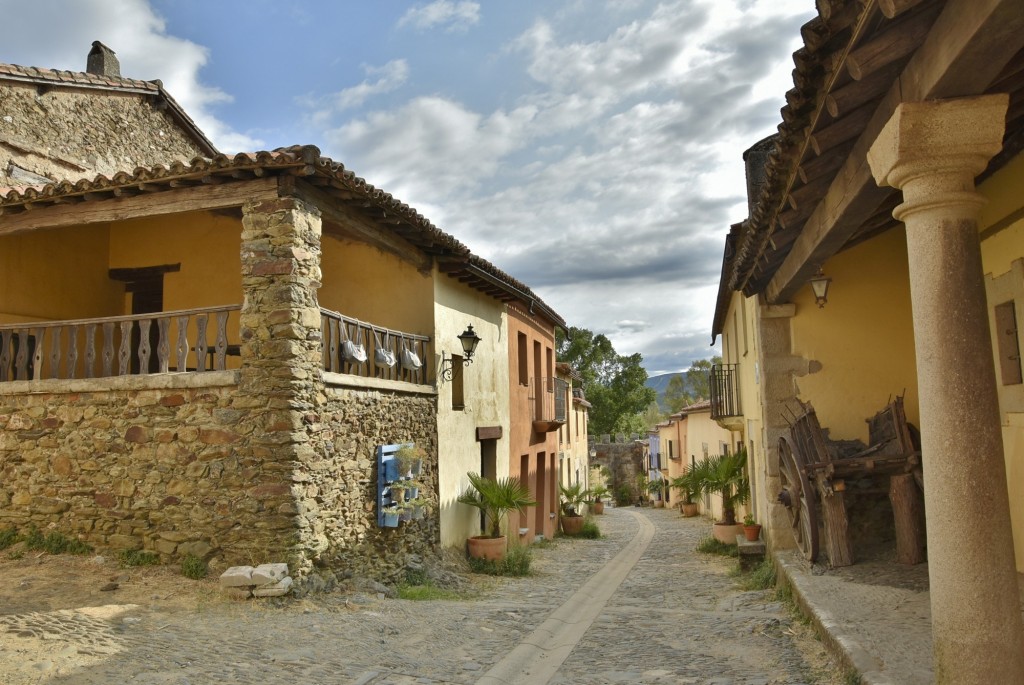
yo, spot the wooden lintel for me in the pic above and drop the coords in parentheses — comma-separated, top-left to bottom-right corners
(787, 174, 833, 212)
(295, 178, 431, 272)
(476, 426, 503, 441)
(0, 176, 278, 236)
(766, 0, 1024, 304)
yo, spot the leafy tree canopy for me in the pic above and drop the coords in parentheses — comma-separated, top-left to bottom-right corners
(663, 356, 723, 413)
(557, 326, 657, 436)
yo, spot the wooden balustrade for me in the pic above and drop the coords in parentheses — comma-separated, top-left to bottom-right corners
(0, 305, 431, 385)
(320, 308, 431, 385)
(0, 305, 241, 382)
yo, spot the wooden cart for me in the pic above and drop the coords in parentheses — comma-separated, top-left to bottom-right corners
(777, 397, 925, 567)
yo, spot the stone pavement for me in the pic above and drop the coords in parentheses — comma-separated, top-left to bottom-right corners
(0, 508, 842, 684)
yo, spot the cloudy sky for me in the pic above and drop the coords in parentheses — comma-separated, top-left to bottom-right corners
(0, 0, 813, 376)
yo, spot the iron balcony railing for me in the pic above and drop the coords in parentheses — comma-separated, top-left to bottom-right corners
(709, 363, 741, 420)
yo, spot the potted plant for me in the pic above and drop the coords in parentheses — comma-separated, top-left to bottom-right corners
(647, 478, 666, 507)
(742, 513, 762, 541)
(389, 481, 407, 504)
(381, 505, 400, 528)
(399, 504, 413, 522)
(670, 468, 700, 517)
(457, 472, 536, 561)
(589, 484, 610, 515)
(694, 449, 750, 544)
(409, 497, 427, 520)
(393, 444, 425, 479)
(635, 472, 650, 506)
(559, 482, 590, 535)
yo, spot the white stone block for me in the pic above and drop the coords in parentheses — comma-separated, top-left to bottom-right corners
(253, 576, 293, 597)
(251, 563, 289, 586)
(219, 565, 255, 587)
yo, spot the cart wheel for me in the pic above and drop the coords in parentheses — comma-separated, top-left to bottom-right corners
(777, 435, 819, 562)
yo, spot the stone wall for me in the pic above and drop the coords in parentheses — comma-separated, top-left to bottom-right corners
(589, 437, 645, 505)
(0, 82, 207, 186)
(0, 375, 295, 565)
(303, 385, 438, 585)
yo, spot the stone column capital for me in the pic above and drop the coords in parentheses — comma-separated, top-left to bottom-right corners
(867, 95, 1008, 222)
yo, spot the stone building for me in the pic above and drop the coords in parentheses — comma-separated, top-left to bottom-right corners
(0, 41, 216, 187)
(710, 1, 1024, 681)
(0, 49, 564, 585)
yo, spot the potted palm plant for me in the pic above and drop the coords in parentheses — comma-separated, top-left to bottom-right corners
(589, 484, 610, 515)
(559, 482, 590, 534)
(457, 472, 536, 561)
(694, 449, 750, 544)
(670, 468, 700, 517)
(647, 478, 665, 507)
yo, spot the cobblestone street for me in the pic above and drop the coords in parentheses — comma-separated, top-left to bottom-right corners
(0, 508, 842, 685)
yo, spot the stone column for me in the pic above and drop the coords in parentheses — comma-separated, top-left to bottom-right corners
(237, 196, 324, 570)
(868, 94, 1024, 684)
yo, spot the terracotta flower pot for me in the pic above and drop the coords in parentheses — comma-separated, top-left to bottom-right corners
(592, 501, 605, 515)
(681, 503, 699, 518)
(561, 515, 585, 535)
(713, 523, 744, 545)
(743, 524, 762, 542)
(467, 535, 507, 561)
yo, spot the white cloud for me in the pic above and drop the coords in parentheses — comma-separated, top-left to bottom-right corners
(333, 60, 410, 111)
(397, 1, 480, 33)
(0, 0, 261, 152)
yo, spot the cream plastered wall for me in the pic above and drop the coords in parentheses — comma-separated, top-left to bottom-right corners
(0, 224, 122, 323)
(433, 274, 508, 548)
(790, 227, 919, 443)
(979, 150, 1024, 570)
(320, 235, 433, 337)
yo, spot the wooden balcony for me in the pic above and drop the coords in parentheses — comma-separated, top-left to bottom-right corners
(530, 376, 568, 433)
(0, 305, 431, 386)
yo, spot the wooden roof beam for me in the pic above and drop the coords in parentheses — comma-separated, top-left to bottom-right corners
(766, 0, 1024, 304)
(846, 3, 940, 81)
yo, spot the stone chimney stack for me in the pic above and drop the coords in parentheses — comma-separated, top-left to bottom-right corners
(742, 135, 776, 217)
(86, 41, 120, 78)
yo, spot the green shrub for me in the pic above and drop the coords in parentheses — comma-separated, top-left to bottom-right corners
(578, 518, 601, 539)
(181, 554, 207, 579)
(696, 536, 738, 557)
(467, 544, 533, 577)
(0, 527, 20, 550)
(119, 549, 160, 568)
(23, 527, 91, 555)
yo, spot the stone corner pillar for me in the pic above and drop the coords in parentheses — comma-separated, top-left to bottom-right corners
(867, 94, 1024, 685)
(237, 196, 325, 573)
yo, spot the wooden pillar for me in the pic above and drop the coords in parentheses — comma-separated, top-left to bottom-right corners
(889, 473, 925, 565)
(868, 94, 1024, 684)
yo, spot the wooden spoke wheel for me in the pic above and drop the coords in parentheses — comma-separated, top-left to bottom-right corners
(777, 435, 819, 562)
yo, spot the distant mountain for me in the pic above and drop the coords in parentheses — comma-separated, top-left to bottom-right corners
(646, 372, 683, 411)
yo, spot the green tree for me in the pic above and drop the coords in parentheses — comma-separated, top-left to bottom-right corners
(557, 327, 656, 436)
(640, 400, 665, 429)
(683, 356, 720, 403)
(663, 374, 689, 414)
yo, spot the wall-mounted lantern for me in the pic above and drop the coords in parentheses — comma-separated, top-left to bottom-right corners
(439, 324, 482, 382)
(809, 268, 832, 308)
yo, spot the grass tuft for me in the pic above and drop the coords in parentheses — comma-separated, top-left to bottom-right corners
(0, 527, 21, 550)
(737, 559, 777, 591)
(181, 554, 208, 579)
(119, 549, 160, 568)
(23, 526, 91, 555)
(467, 544, 533, 577)
(696, 536, 738, 557)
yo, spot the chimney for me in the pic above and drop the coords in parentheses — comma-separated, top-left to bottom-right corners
(742, 134, 776, 217)
(86, 41, 120, 78)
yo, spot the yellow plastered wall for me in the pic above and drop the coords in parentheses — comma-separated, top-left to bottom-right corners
(687, 410, 738, 521)
(790, 228, 919, 443)
(433, 273, 509, 547)
(0, 224, 122, 323)
(320, 235, 433, 337)
(979, 150, 1024, 570)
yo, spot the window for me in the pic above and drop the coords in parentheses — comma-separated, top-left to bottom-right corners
(668, 440, 674, 459)
(995, 301, 1022, 385)
(518, 333, 528, 385)
(451, 354, 464, 409)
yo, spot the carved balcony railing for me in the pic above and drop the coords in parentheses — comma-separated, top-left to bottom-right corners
(320, 308, 431, 386)
(0, 305, 242, 382)
(530, 376, 568, 433)
(709, 363, 741, 420)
